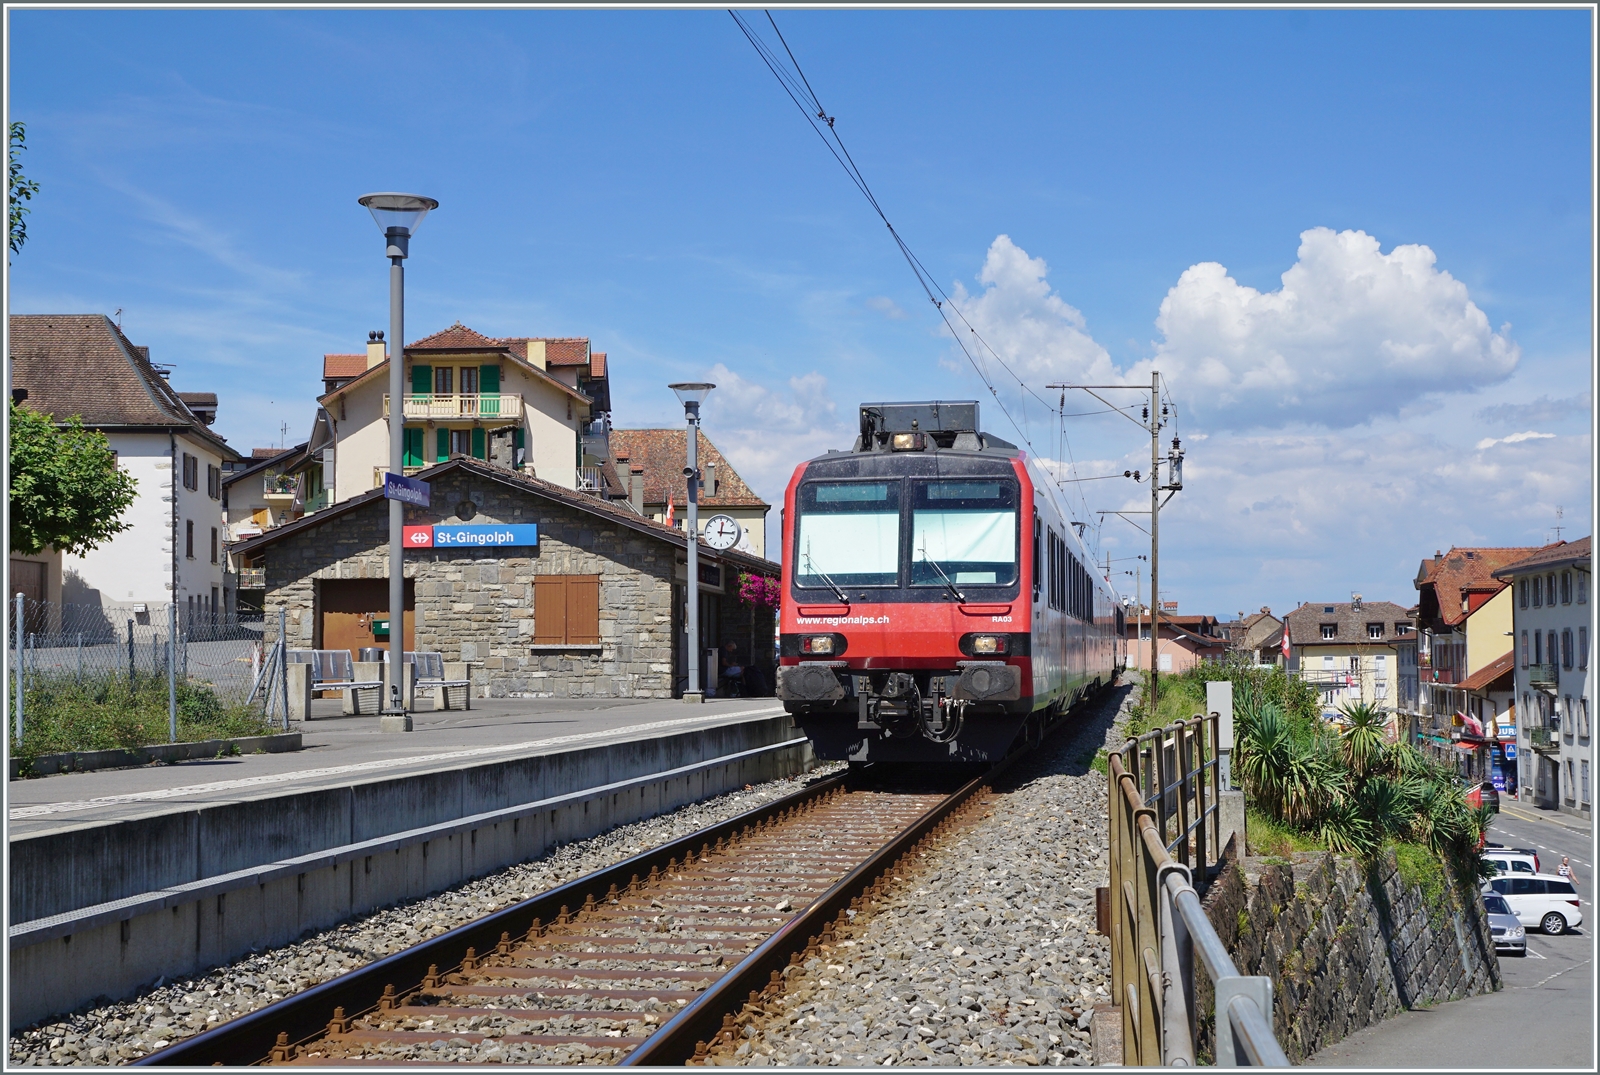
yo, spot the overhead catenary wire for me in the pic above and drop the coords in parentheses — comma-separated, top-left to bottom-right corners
(729, 9, 1060, 463)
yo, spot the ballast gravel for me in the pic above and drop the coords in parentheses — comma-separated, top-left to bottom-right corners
(702, 680, 1137, 1067)
(6, 766, 841, 1067)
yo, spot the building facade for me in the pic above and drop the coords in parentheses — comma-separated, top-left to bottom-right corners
(1123, 614, 1227, 674)
(1494, 538, 1591, 818)
(236, 458, 779, 700)
(8, 314, 239, 624)
(1284, 600, 1411, 717)
(318, 324, 617, 505)
(609, 428, 771, 557)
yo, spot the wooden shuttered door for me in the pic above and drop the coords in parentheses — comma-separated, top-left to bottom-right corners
(533, 575, 601, 645)
(411, 365, 433, 395)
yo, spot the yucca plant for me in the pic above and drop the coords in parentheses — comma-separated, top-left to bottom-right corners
(1317, 795, 1376, 856)
(1337, 701, 1389, 779)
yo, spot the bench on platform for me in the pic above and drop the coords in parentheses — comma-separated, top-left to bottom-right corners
(408, 651, 472, 711)
(287, 649, 385, 714)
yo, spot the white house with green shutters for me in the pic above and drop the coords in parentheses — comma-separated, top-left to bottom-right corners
(317, 323, 614, 506)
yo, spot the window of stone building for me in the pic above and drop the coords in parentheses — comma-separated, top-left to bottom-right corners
(1519, 578, 1528, 608)
(1521, 630, 1529, 667)
(1533, 576, 1543, 607)
(185, 519, 195, 559)
(533, 575, 601, 645)
(1579, 573, 1589, 605)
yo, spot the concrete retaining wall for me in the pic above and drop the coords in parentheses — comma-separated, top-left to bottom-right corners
(1197, 837, 1500, 1064)
(8, 716, 813, 1026)
(9, 733, 302, 780)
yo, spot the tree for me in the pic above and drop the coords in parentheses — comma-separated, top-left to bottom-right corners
(8, 401, 138, 556)
(10, 121, 40, 258)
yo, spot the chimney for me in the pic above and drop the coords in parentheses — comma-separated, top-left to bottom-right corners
(629, 464, 645, 516)
(366, 331, 386, 370)
(523, 338, 547, 371)
(703, 461, 717, 498)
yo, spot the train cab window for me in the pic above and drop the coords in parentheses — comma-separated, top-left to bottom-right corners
(794, 481, 902, 588)
(910, 479, 1019, 588)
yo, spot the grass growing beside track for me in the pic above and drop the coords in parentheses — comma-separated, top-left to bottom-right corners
(9, 675, 277, 768)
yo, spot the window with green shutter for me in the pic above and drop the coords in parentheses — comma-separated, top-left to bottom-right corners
(471, 427, 486, 459)
(436, 428, 449, 462)
(411, 365, 433, 396)
(403, 427, 425, 467)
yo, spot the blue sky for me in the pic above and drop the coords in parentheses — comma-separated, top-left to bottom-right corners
(7, 7, 1593, 619)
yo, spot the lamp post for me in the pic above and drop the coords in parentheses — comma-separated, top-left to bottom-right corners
(358, 192, 437, 731)
(669, 382, 715, 702)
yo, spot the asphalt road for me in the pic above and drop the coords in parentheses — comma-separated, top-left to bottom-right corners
(1306, 805, 1593, 1068)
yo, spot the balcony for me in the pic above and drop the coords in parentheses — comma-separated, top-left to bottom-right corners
(237, 567, 265, 589)
(263, 473, 300, 502)
(577, 465, 606, 496)
(1530, 725, 1561, 751)
(1529, 663, 1559, 691)
(383, 393, 524, 421)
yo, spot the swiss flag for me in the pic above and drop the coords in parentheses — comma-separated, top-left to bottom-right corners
(403, 525, 434, 548)
(1280, 625, 1291, 661)
(665, 495, 675, 529)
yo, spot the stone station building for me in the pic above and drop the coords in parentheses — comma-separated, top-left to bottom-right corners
(235, 458, 779, 699)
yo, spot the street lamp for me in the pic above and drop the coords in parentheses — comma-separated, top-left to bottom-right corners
(358, 192, 438, 731)
(669, 382, 715, 702)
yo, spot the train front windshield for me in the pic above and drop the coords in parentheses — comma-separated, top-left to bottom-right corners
(911, 479, 1017, 587)
(795, 481, 901, 588)
(793, 477, 1019, 590)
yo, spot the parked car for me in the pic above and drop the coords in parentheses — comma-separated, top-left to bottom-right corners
(1486, 873, 1583, 935)
(1485, 851, 1540, 877)
(1483, 893, 1527, 955)
(1485, 843, 1541, 872)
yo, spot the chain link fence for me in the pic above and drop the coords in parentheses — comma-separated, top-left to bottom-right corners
(8, 597, 287, 757)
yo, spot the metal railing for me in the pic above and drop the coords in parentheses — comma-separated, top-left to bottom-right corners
(1529, 662, 1558, 690)
(1109, 715, 1289, 1066)
(382, 393, 524, 420)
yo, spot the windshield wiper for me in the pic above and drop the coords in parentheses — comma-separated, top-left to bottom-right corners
(918, 542, 966, 602)
(802, 549, 850, 604)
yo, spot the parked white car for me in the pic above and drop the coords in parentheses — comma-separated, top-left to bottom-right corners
(1485, 851, 1540, 877)
(1486, 873, 1584, 935)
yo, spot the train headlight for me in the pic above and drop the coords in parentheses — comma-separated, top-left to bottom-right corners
(801, 635, 835, 655)
(970, 634, 1008, 655)
(890, 432, 925, 451)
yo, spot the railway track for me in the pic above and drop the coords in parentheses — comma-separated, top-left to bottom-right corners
(135, 764, 1002, 1066)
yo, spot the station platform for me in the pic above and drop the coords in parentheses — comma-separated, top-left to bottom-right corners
(8, 697, 788, 838)
(7, 696, 810, 1026)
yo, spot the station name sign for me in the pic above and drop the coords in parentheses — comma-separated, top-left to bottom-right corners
(402, 524, 539, 548)
(383, 471, 431, 507)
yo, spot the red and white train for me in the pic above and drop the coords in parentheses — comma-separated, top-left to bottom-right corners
(777, 401, 1125, 765)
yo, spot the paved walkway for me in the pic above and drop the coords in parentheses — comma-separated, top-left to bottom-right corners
(7, 697, 787, 838)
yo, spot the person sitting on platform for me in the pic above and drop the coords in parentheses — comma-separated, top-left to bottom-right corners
(719, 640, 745, 698)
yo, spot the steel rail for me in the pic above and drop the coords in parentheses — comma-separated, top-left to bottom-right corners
(621, 760, 1003, 1064)
(133, 772, 850, 1067)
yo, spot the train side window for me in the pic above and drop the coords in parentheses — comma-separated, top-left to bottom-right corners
(1033, 515, 1043, 603)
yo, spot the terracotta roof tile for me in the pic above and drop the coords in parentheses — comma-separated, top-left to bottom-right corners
(7, 314, 233, 455)
(1492, 536, 1591, 577)
(1459, 650, 1516, 693)
(608, 428, 769, 509)
(1416, 545, 1542, 627)
(589, 351, 607, 378)
(540, 338, 590, 365)
(323, 354, 367, 379)
(408, 322, 504, 350)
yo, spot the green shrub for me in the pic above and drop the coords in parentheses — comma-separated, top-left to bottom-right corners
(9, 673, 275, 757)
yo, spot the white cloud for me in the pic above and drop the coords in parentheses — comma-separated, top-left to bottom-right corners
(1133, 227, 1519, 430)
(1475, 430, 1556, 450)
(866, 296, 907, 320)
(944, 235, 1118, 387)
(1475, 393, 1591, 426)
(699, 361, 852, 503)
